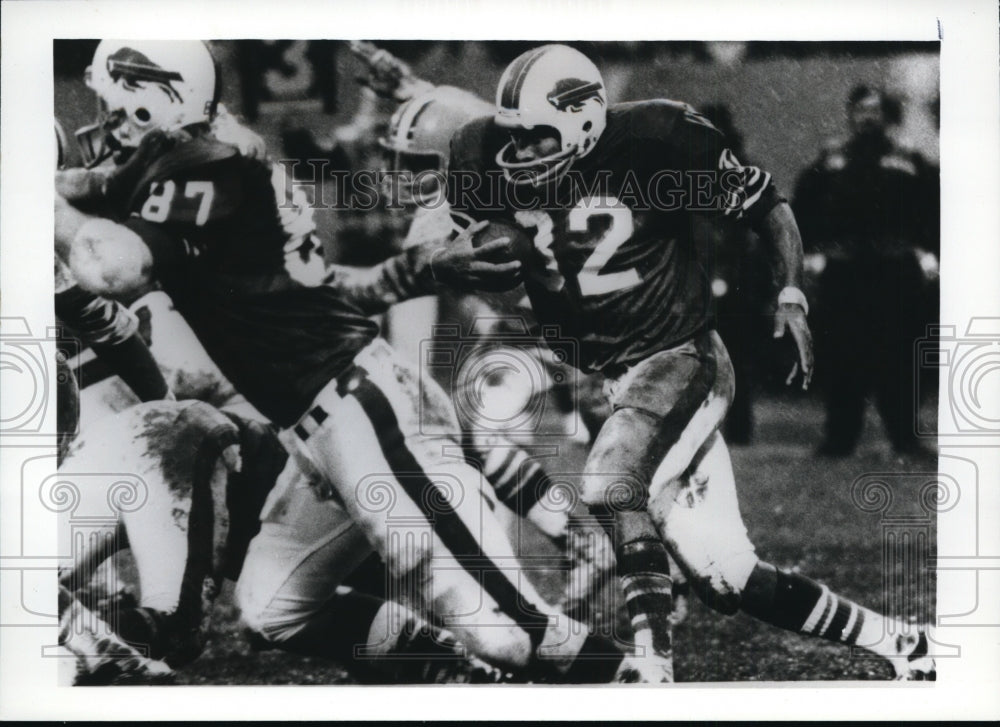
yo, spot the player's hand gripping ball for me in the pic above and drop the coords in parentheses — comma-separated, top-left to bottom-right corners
(470, 220, 534, 265)
(428, 219, 532, 292)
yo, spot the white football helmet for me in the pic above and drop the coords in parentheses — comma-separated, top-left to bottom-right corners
(76, 40, 220, 167)
(494, 44, 607, 186)
(380, 85, 492, 205)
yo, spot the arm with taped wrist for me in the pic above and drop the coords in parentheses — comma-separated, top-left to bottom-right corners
(322, 243, 439, 316)
(55, 263, 171, 403)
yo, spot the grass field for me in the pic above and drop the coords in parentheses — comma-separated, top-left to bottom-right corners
(173, 392, 937, 685)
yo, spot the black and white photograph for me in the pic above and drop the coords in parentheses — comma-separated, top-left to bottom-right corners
(1, 0, 998, 721)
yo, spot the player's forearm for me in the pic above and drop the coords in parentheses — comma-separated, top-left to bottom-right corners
(755, 201, 805, 290)
(56, 195, 154, 300)
(55, 285, 137, 346)
(56, 167, 110, 203)
(322, 244, 436, 316)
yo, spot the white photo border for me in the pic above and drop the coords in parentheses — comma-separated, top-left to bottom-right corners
(2, 0, 998, 720)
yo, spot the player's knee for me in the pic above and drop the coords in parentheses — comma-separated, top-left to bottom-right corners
(579, 409, 660, 509)
(686, 550, 759, 616)
(379, 530, 436, 581)
(425, 572, 536, 671)
(235, 579, 313, 646)
(667, 509, 758, 615)
(463, 623, 534, 672)
(233, 579, 268, 637)
(238, 606, 311, 647)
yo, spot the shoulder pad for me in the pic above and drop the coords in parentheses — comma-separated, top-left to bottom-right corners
(144, 137, 239, 182)
(612, 99, 697, 139)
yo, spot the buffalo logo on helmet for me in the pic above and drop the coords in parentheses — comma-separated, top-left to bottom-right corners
(546, 78, 604, 112)
(107, 47, 185, 103)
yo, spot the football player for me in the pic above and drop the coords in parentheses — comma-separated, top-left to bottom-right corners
(377, 88, 580, 528)
(57, 399, 506, 685)
(59, 83, 512, 686)
(371, 70, 689, 627)
(54, 280, 507, 684)
(62, 93, 588, 684)
(55, 40, 624, 681)
(445, 44, 934, 681)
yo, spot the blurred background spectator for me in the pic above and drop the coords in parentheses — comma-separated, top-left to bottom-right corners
(793, 85, 939, 458)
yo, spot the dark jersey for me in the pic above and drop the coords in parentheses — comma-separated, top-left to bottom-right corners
(448, 100, 782, 373)
(121, 136, 378, 426)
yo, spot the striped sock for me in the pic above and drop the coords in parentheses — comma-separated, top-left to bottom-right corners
(800, 584, 870, 646)
(618, 537, 674, 659)
(802, 586, 914, 658)
(742, 564, 913, 658)
(478, 446, 551, 517)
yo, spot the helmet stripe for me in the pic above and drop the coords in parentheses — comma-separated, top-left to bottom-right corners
(406, 98, 435, 141)
(501, 46, 548, 110)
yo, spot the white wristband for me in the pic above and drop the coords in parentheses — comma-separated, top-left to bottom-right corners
(777, 286, 809, 316)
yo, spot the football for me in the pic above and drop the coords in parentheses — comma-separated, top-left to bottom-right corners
(471, 219, 535, 264)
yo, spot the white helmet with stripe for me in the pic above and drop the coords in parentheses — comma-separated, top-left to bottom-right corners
(76, 40, 220, 167)
(494, 44, 607, 186)
(380, 85, 492, 204)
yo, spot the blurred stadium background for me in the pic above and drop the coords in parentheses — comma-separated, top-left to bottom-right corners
(54, 40, 940, 683)
(54, 40, 940, 183)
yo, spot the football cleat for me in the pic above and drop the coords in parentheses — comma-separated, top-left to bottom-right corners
(396, 624, 511, 685)
(890, 628, 936, 681)
(614, 650, 675, 684)
(59, 586, 174, 685)
(668, 578, 690, 627)
(416, 650, 511, 685)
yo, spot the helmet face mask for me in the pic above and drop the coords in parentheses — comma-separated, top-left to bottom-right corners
(76, 40, 220, 167)
(75, 105, 126, 168)
(496, 125, 573, 187)
(494, 44, 607, 187)
(394, 150, 445, 177)
(379, 147, 448, 207)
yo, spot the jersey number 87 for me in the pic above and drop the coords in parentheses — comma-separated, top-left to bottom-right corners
(140, 180, 216, 226)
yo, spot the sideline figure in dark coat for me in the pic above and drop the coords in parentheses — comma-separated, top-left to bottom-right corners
(794, 85, 939, 457)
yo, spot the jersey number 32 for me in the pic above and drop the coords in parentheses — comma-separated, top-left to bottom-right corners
(515, 195, 641, 297)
